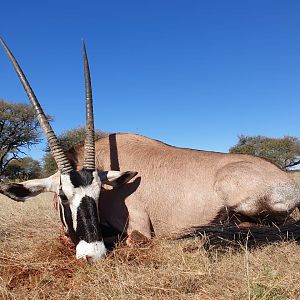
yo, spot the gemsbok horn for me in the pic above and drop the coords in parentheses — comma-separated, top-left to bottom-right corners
(0, 37, 137, 263)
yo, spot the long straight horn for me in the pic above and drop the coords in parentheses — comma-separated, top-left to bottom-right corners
(0, 37, 73, 174)
(82, 42, 95, 170)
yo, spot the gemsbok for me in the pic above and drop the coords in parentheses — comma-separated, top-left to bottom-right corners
(1, 38, 300, 264)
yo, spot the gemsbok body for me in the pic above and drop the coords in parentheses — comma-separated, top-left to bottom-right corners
(1, 38, 300, 264)
(66, 133, 300, 244)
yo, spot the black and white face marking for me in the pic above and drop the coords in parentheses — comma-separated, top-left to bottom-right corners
(0, 168, 137, 263)
(58, 169, 106, 263)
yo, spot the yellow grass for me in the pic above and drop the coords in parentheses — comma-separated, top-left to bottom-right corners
(0, 190, 300, 299)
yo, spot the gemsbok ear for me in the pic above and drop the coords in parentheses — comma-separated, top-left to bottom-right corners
(0, 172, 60, 202)
(99, 171, 138, 188)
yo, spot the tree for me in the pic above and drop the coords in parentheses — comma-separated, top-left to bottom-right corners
(229, 135, 300, 170)
(42, 127, 107, 176)
(4, 157, 41, 181)
(0, 99, 42, 176)
(41, 153, 58, 178)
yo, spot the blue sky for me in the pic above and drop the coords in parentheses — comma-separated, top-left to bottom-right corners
(1, 1, 300, 161)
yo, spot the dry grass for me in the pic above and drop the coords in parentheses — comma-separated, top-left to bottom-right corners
(1, 191, 300, 299)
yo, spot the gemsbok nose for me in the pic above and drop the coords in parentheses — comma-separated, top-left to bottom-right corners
(75, 239, 107, 264)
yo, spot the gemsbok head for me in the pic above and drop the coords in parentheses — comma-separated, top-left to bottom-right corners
(0, 38, 137, 263)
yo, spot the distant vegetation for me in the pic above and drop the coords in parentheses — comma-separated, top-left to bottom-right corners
(0, 99, 43, 179)
(4, 157, 41, 181)
(230, 135, 300, 170)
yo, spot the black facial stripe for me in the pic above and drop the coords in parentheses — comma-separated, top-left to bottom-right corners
(76, 196, 101, 243)
(69, 169, 94, 188)
(58, 189, 79, 244)
(59, 189, 69, 204)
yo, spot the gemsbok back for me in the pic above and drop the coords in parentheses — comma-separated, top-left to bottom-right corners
(1, 38, 300, 264)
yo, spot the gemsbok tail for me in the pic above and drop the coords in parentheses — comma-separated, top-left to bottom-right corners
(179, 221, 300, 247)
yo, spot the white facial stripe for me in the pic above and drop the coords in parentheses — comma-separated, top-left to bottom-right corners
(58, 201, 68, 231)
(71, 202, 78, 232)
(60, 174, 75, 199)
(76, 240, 106, 263)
